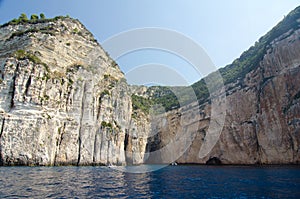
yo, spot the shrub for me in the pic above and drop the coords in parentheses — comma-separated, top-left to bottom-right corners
(131, 94, 153, 114)
(1, 14, 69, 28)
(19, 13, 28, 22)
(73, 28, 79, 34)
(14, 49, 26, 59)
(101, 121, 112, 128)
(30, 14, 39, 21)
(14, 50, 49, 74)
(9, 26, 56, 40)
(40, 13, 45, 19)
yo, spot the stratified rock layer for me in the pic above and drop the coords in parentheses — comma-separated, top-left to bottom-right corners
(0, 14, 300, 166)
(147, 28, 300, 165)
(0, 17, 148, 166)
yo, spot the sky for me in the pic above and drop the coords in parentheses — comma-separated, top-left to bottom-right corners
(0, 0, 299, 85)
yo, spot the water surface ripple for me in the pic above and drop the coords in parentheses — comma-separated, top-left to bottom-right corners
(0, 165, 300, 198)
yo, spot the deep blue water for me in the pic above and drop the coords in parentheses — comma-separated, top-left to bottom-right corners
(0, 165, 300, 198)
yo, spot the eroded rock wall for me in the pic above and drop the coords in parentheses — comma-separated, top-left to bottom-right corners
(147, 29, 300, 165)
(0, 18, 149, 166)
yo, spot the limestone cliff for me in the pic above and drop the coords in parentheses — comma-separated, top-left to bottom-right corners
(145, 7, 300, 165)
(207, 27, 300, 164)
(1, 7, 300, 166)
(0, 16, 148, 166)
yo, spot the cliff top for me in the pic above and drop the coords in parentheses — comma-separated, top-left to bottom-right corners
(1, 8, 300, 113)
(146, 5, 300, 111)
(0, 13, 97, 47)
(1, 14, 71, 27)
(0, 13, 123, 81)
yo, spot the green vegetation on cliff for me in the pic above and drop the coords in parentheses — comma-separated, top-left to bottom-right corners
(1, 13, 70, 28)
(9, 25, 57, 39)
(131, 94, 153, 114)
(14, 50, 44, 66)
(145, 6, 300, 112)
(220, 5, 300, 85)
(3, 7, 300, 113)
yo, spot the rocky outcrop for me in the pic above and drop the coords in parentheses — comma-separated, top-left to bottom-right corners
(192, 28, 299, 164)
(0, 17, 148, 166)
(146, 25, 300, 165)
(1, 10, 300, 166)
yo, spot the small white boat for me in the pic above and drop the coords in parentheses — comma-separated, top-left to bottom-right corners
(108, 163, 116, 168)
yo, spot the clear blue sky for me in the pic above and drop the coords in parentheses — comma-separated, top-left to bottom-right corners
(0, 0, 299, 85)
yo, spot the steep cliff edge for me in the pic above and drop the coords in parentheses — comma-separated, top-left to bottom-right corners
(175, 28, 300, 164)
(0, 16, 148, 166)
(146, 6, 300, 164)
(1, 6, 300, 166)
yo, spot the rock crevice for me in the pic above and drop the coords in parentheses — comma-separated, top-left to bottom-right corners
(0, 12, 300, 166)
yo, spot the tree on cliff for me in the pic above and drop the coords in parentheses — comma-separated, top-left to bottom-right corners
(19, 13, 28, 22)
(30, 14, 39, 21)
(40, 13, 46, 19)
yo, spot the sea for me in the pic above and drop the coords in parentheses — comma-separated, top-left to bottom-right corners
(0, 165, 300, 198)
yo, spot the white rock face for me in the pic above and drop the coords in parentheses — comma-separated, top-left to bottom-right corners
(1, 16, 300, 166)
(0, 18, 148, 166)
(146, 29, 300, 165)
